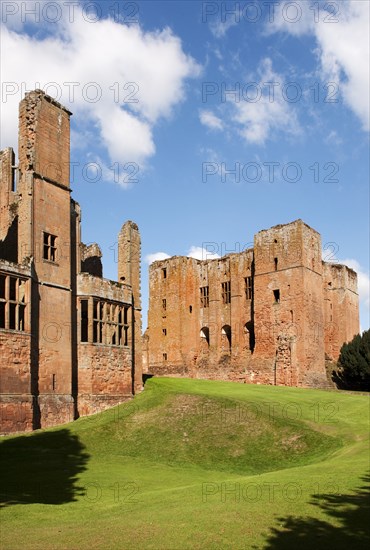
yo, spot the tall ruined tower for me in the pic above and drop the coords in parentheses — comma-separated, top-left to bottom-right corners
(1, 90, 142, 433)
(251, 220, 326, 386)
(17, 90, 74, 426)
(118, 221, 142, 392)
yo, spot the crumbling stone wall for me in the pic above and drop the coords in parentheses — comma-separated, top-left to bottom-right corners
(0, 90, 142, 433)
(147, 250, 254, 382)
(76, 273, 134, 415)
(146, 220, 360, 388)
(118, 221, 143, 393)
(323, 262, 359, 361)
(81, 243, 103, 277)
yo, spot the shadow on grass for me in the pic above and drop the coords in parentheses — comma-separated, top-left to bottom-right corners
(0, 429, 89, 507)
(263, 472, 370, 549)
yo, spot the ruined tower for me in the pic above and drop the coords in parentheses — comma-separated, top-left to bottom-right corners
(0, 90, 142, 433)
(146, 220, 360, 387)
(118, 221, 143, 393)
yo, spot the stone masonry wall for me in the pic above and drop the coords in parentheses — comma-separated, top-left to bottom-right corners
(147, 219, 360, 388)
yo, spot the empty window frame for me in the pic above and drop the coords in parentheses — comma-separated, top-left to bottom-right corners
(245, 276, 252, 300)
(221, 325, 232, 351)
(273, 289, 280, 303)
(221, 281, 231, 304)
(162, 268, 167, 279)
(200, 327, 210, 346)
(88, 298, 129, 346)
(81, 299, 88, 342)
(0, 273, 27, 331)
(43, 232, 57, 262)
(162, 299, 167, 312)
(200, 286, 209, 308)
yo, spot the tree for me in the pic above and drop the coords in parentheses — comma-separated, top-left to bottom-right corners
(334, 330, 370, 391)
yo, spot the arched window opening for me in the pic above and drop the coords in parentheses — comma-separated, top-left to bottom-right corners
(221, 325, 231, 351)
(200, 327, 210, 346)
(244, 321, 255, 351)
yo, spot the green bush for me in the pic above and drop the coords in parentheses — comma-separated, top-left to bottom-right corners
(334, 329, 370, 391)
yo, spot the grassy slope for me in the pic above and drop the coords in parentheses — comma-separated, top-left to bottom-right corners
(0, 378, 369, 549)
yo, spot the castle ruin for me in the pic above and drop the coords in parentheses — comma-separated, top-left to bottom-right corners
(0, 91, 360, 434)
(144, 220, 359, 387)
(0, 90, 142, 433)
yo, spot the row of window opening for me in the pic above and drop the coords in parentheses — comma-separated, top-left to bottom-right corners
(0, 274, 27, 331)
(81, 299, 130, 346)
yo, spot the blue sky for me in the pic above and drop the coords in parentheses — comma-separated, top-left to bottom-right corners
(1, 0, 369, 330)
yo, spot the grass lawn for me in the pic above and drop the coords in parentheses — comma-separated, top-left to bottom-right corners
(1, 377, 369, 549)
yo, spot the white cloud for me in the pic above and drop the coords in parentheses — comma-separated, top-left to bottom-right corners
(209, 18, 238, 39)
(266, 0, 315, 36)
(324, 130, 343, 146)
(187, 246, 220, 261)
(199, 109, 224, 131)
(315, 1, 370, 131)
(0, 6, 201, 177)
(145, 252, 171, 265)
(146, 246, 220, 263)
(199, 147, 221, 164)
(268, 0, 370, 131)
(231, 58, 301, 144)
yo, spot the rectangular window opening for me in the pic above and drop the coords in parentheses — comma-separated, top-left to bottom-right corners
(162, 299, 167, 311)
(9, 303, 16, 329)
(163, 353, 167, 361)
(18, 304, 25, 331)
(0, 302, 5, 329)
(9, 278, 16, 301)
(0, 274, 27, 332)
(91, 299, 129, 347)
(222, 281, 231, 304)
(81, 299, 88, 342)
(245, 277, 252, 300)
(162, 328, 167, 336)
(11, 167, 16, 193)
(43, 232, 57, 262)
(0, 275, 6, 299)
(162, 268, 167, 279)
(273, 289, 280, 303)
(200, 286, 209, 308)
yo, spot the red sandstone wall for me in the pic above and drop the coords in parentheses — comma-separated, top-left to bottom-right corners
(147, 220, 358, 388)
(77, 273, 134, 416)
(78, 344, 132, 416)
(0, 148, 18, 246)
(148, 250, 254, 381)
(118, 221, 143, 392)
(0, 331, 31, 394)
(0, 261, 33, 433)
(323, 263, 359, 360)
(18, 90, 71, 187)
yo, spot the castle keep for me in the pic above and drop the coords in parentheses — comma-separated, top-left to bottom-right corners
(144, 220, 359, 387)
(0, 90, 142, 434)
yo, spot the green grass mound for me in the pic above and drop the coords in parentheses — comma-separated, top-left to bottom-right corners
(89, 394, 340, 474)
(1, 377, 368, 550)
(84, 387, 341, 475)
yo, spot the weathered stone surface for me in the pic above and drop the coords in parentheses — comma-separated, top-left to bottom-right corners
(146, 220, 360, 388)
(0, 90, 142, 433)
